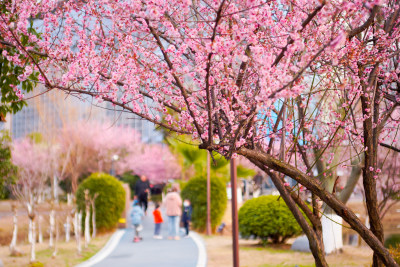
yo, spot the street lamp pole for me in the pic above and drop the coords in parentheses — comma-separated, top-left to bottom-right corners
(110, 154, 119, 176)
(230, 158, 239, 267)
(206, 151, 211, 235)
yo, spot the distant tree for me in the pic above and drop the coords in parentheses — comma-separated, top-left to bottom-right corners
(118, 144, 181, 184)
(0, 130, 16, 198)
(11, 138, 55, 262)
(58, 121, 141, 193)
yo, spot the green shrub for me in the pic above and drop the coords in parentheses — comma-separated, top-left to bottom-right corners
(181, 176, 227, 231)
(119, 172, 140, 199)
(76, 173, 126, 231)
(385, 234, 400, 248)
(239, 195, 304, 245)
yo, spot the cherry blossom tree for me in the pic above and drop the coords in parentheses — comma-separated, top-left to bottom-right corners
(2, 1, 400, 266)
(58, 121, 141, 193)
(11, 138, 55, 262)
(118, 144, 181, 183)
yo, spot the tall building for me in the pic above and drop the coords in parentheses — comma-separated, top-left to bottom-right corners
(9, 87, 163, 143)
(105, 100, 163, 143)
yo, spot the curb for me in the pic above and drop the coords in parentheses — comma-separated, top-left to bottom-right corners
(189, 232, 207, 267)
(75, 229, 126, 267)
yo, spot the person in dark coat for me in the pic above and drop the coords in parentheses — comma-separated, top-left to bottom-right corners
(135, 175, 150, 214)
(181, 199, 192, 237)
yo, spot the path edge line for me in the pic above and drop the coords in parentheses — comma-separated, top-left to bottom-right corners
(189, 231, 207, 267)
(75, 229, 126, 267)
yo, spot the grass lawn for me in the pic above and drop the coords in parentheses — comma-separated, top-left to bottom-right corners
(0, 232, 113, 267)
(204, 235, 373, 267)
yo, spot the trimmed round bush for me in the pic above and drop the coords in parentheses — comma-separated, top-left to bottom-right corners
(76, 173, 126, 231)
(181, 176, 227, 231)
(239, 195, 303, 244)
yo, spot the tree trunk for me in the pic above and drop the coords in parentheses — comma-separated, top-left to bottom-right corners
(78, 211, 82, 253)
(53, 175, 59, 204)
(66, 214, 71, 242)
(52, 218, 58, 257)
(28, 219, 33, 244)
(91, 201, 96, 239)
(361, 87, 385, 267)
(84, 190, 91, 248)
(65, 194, 72, 242)
(49, 209, 55, 248)
(272, 173, 328, 267)
(74, 211, 82, 255)
(238, 148, 397, 266)
(72, 174, 78, 195)
(29, 216, 36, 263)
(338, 154, 364, 204)
(252, 161, 328, 267)
(9, 204, 18, 255)
(38, 214, 43, 244)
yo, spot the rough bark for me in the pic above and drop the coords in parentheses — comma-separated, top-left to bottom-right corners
(238, 148, 398, 266)
(253, 160, 328, 267)
(361, 88, 385, 267)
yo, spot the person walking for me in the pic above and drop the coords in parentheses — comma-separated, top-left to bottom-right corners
(130, 200, 144, 242)
(181, 199, 192, 237)
(164, 184, 182, 240)
(135, 175, 150, 215)
(152, 203, 163, 239)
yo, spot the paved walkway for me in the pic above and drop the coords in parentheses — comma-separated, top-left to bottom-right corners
(92, 203, 201, 267)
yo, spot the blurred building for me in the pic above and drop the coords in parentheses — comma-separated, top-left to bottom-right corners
(105, 100, 163, 143)
(9, 88, 163, 143)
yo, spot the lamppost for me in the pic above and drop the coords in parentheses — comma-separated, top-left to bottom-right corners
(110, 154, 119, 176)
(231, 158, 239, 267)
(206, 151, 211, 236)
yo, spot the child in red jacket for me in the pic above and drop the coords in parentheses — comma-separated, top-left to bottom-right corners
(153, 203, 163, 239)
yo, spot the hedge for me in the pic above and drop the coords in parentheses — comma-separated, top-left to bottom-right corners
(76, 173, 126, 231)
(386, 234, 400, 248)
(181, 176, 227, 231)
(239, 195, 303, 245)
